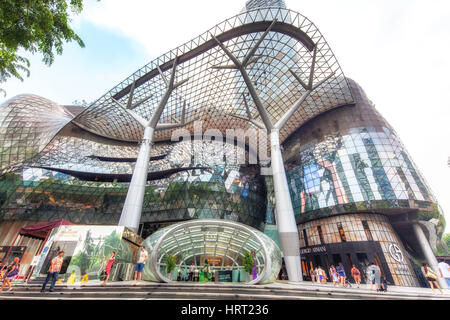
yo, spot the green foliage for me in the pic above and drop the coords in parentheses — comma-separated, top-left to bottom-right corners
(165, 254, 177, 275)
(243, 251, 254, 275)
(0, 0, 99, 90)
(70, 230, 97, 274)
(103, 231, 121, 258)
(444, 234, 450, 249)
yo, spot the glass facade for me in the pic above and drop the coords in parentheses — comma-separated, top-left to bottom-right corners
(0, 131, 267, 231)
(283, 79, 444, 231)
(0, 95, 72, 174)
(298, 213, 419, 287)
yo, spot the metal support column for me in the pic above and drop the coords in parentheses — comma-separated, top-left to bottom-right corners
(118, 126, 154, 231)
(211, 21, 304, 282)
(270, 129, 302, 282)
(413, 223, 448, 289)
(116, 57, 189, 232)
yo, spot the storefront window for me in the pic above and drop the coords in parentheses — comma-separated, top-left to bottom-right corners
(362, 220, 373, 241)
(317, 226, 325, 244)
(337, 223, 347, 242)
(303, 229, 309, 247)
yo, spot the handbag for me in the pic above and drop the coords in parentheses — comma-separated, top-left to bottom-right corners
(426, 270, 437, 280)
(99, 269, 108, 281)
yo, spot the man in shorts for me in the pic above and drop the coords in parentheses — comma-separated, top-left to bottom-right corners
(437, 258, 450, 288)
(133, 246, 148, 285)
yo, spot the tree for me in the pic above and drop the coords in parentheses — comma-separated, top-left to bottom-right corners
(444, 234, 450, 249)
(0, 0, 99, 95)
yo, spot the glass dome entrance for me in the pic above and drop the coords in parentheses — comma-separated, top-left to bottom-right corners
(142, 219, 282, 285)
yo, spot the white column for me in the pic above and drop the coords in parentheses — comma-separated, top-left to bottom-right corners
(118, 126, 154, 232)
(413, 223, 448, 289)
(270, 129, 303, 282)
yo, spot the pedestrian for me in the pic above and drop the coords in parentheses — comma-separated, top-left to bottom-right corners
(310, 267, 316, 283)
(0, 257, 21, 292)
(351, 264, 361, 288)
(437, 258, 450, 288)
(133, 246, 148, 285)
(380, 276, 388, 292)
(314, 267, 321, 284)
(318, 266, 327, 284)
(189, 262, 195, 281)
(101, 251, 116, 286)
(422, 263, 443, 294)
(367, 262, 381, 291)
(200, 261, 211, 282)
(329, 265, 339, 286)
(367, 269, 376, 290)
(41, 251, 64, 293)
(336, 263, 346, 287)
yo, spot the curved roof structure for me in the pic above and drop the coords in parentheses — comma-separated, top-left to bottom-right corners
(142, 219, 282, 284)
(72, 7, 354, 144)
(0, 95, 73, 174)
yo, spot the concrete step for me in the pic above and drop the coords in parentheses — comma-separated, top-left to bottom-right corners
(2, 283, 448, 300)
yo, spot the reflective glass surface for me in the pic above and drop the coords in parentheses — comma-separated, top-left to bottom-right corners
(142, 219, 282, 284)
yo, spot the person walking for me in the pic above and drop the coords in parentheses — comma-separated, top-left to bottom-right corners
(329, 265, 339, 286)
(318, 266, 327, 284)
(437, 258, 450, 288)
(101, 251, 116, 286)
(200, 261, 211, 282)
(0, 257, 21, 292)
(133, 246, 148, 285)
(336, 263, 346, 288)
(367, 269, 376, 290)
(351, 264, 361, 288)
(41, 251, 64, 293)
(422, 263, 443, 294)
(367, 262, 381, 291)
(188, 262, 195, 281)
(310, 267, 316, 283)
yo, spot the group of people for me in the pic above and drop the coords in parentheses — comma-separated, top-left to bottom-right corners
(40, 245, 149, 291)
(308, 260, 450, 294)
(310, 262, 389, 292)
(0, 257, 21, 292)
(184, 262, 212, 282)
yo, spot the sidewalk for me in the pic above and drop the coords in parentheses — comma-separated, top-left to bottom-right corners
(281, 280, 450, 298)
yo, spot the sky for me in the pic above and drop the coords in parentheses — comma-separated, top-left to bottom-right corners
(1, 0, 449, 233)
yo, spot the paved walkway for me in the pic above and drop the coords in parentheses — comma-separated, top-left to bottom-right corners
(280, 280, 450, 297)
(3, 279, 449, 299)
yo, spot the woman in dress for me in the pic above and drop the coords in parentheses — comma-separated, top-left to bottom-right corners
(351, 265, 361, 288)
(336, 263, 346, 288)
(0, 257, 20, 292)
(422, 263, 443, 294)
(329, 265, 339, 286)
(102, 251, 116, 286)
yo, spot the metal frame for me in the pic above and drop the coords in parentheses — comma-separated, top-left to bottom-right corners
(147, 219, 274, 285)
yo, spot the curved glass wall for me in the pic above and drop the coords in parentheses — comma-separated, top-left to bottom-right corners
(0, 131, 267, 229)
(142, 219, 282, 285)
(0, 95, 73, 174)
(283, 79, 444, 232)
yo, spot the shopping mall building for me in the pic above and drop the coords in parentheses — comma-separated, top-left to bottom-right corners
(0, 0, 446, 287)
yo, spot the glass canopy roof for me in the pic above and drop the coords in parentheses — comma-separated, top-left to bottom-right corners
(142, 219, 282, 284)
(72, 7, 354, 145)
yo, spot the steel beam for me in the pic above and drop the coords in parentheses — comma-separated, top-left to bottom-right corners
(118, 57, 189, 232)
